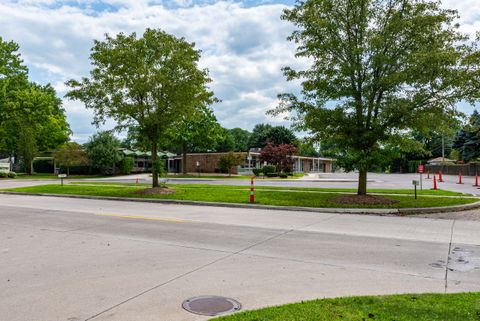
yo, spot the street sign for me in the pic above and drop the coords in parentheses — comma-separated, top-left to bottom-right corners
(418, 164, 424, 173)
(0, 163, 10, 173)
(58, 174, 67, 186)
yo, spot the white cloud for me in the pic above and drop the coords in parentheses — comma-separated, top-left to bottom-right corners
(1, 0, 478, 143)
(0, 1, 301, 143)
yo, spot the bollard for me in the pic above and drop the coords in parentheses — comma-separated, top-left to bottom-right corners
(457, 172, 463, 184)
(474, 173, 479, 187)
(250, 177, 255, 203)
(433, 175, 437, 190)
(438, 170, 443, 182)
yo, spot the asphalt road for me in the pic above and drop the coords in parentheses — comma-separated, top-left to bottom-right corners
(1, 194, 479, 321)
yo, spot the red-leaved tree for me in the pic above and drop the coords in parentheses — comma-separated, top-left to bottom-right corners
(260, 143, 298, 172)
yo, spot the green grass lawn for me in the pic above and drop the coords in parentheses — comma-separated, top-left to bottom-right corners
(3, 183, 478, 209)
(211, 292, 480, 321)
(72, 181, 468, 196)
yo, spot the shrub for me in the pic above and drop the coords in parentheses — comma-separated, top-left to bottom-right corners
(218, 152, 244, 176)
(7, 172, 16, 178)
(252, 168, 263, 176)
(279, 172, 288, 178)
(265, 172, 278, 177)
(120, 157, 134, 174)
(0, 172, 7, 178)
(262, 165, 276, 174)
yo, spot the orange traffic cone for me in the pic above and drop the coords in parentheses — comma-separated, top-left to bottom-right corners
(438, 170, 444, 182)
(457, 172, 463, 184)
(433, 175, 437, 190)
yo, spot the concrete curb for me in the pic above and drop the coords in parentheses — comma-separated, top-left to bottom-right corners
(1, 191, 479, 216)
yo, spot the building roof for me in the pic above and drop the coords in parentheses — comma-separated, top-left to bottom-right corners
(428, 157, 455, 164)
(120, 149, 176, 158)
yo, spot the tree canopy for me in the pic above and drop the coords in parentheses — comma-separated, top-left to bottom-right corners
(84, 131, 120, 175)
(0, 37, 70, 172)
(53, 142, 89, 175)
(452, 110, 480, 162)
(248, 124, 297, 149)
(167, 104, 222, 173)
(66, 29, 216, 187)
(271, 0, 480, 194)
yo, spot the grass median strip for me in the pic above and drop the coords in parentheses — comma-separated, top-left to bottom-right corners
(2, 183, 478, 209)
(72, 182, 469, 196)
(210, 292, 480, 321)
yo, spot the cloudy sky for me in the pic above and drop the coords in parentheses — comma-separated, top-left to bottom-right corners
(1, 0, 478, 143)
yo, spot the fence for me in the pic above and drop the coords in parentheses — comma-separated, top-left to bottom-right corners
(425, 163, 480, 176)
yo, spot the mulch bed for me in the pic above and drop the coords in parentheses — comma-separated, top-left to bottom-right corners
(331, 194, 398, 206)
(133, 187, 176, 195)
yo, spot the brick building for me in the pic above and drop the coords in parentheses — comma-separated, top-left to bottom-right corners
(172, 152, 334, 175)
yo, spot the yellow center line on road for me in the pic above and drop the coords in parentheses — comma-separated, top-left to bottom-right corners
(95, 213, 192, 223)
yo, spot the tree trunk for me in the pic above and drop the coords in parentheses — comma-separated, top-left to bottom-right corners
(152, 144, 159, 188)
(357, 169, 368, 195)
(67, 166, 70, 176)
(182, 143, 187, 175)
(26, 159, 32, 175)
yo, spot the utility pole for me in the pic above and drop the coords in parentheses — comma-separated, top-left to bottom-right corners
(442, 135, 445, 163)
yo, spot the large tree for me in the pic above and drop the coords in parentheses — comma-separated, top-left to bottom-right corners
(3, 83, 70, 173)
(0, 38, 70, 170)
(248, 124, 297, 149)
(84, 131, 120, 175)
(53, 142, 89, 175)
(228, 128, 251, 151)
(272, 0, 480, 195)
(452, 110, 480, 162)
(66, 29, 216, 187)
(248, 124, 273, 148)
(215, 127, 236, 152)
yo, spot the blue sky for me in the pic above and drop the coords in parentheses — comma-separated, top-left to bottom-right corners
(1, 0, 478, 143)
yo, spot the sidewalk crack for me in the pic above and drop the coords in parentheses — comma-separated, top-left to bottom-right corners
(444, 219, 456, 293)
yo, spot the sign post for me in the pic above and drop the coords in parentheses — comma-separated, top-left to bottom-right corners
(250, 176, 255, 203)
(412, 180, 419, 200)
(247, 155, 252, 173)
(58, 174, 67, 186)
(417, 164, 424, 191)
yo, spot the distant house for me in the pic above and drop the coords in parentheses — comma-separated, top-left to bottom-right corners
(427, 157, 456, 166)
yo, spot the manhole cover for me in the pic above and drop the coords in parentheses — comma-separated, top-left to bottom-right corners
(182, 295, 241, 316)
